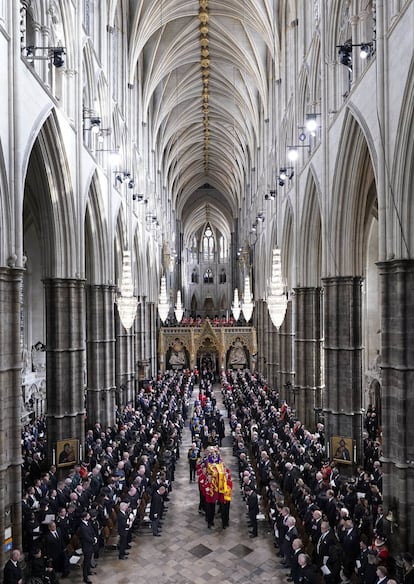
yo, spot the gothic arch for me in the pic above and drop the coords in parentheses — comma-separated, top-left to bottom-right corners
(0, 140, 10, 266)
(23, 112, 77, 279)
(281, 199, 294, 291)
(330, 109, 377, 276)
(298, 170, 322, 287)
(85, 173, 110, 285)
(392, 57, 414, 258)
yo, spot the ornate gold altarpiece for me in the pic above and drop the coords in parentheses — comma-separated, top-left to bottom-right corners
(158, 320, 257, 373)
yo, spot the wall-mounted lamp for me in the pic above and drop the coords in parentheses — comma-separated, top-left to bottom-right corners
(278, 167, 294, 186)
(287, 145, 310, 161)
(146, 213, 158, 225)
(22, 46, 66, 68)
(305, 113, 321, 133)
(84, 116, 101, 134)
(265, 190, 277, 201)
(114, 171, 131, 184)
(337, 42, 374, 69)
(83, 116, 111, 143)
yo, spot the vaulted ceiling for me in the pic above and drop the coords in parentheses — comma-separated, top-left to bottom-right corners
(128, 0, 279, 242)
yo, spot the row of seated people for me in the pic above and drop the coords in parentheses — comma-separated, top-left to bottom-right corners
(221, 369, 412, 584)
(18, 370, 195, 582)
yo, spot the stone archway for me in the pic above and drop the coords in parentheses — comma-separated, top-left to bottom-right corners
(197, 338, 219, 379)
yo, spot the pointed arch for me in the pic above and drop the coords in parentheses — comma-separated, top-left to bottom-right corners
(0, 140, 10, 266)
(85, 173, 110, 285)
(331, 109, 377, 275)
(298, 169, 322, 287)
(392, 57, 414, 258)
(23, 111, 77, 278)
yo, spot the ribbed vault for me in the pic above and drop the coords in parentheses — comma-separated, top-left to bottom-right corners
(129, 0, 278, 239)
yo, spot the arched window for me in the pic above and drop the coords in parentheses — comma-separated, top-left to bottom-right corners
(219, 235, 228, 260)
(203, 223, 214, 262)
(203, 268, 214, 284)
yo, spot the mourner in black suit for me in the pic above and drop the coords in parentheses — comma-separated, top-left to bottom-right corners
(3, 549, 23, 584)
(77, 511, 96, 584)
(246, 486, 259, 538)
(118, 502, 131, 559)
(44, 521, 70, 577)
(314, 521, 342, 584)
(150, 485, 166, 536)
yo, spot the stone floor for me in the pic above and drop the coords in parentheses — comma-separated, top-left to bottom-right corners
(73, 387, 287, 583)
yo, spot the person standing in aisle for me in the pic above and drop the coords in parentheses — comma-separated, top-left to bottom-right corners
(77, 511, 97, 584)
(246, 486, 259, 538)
(150, 485, 166, 537)
(117, 501, 131, 559)
(188, 442, 200, 483)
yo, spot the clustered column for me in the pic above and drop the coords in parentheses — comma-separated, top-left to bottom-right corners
(86, 284, 116, 428)
(279, 299, 294, 403)
(43, 279, 86, 464)
(0, 267, 24, 561)
(322, 276, 363, 460)
(294, 287, 323, 428)
(378, 259, 414, 551)
(115, 312, 135, 407)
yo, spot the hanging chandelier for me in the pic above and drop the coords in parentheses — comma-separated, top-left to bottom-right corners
(158, 275, 170, 323)
(231, 288, 241, 321)
(116, 249, 138, 330)
(267, 247, 288, 329)
(241, 275, 254, 322)
(174, 290, 184, 323)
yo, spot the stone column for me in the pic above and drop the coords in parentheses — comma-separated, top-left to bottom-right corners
(115, 311, 135, 407)
(85, 285, 116, 428)
(294, 287, 323, 428)
(44, 278, 86, 461)
(279, 299, 294, 403)
(322, 276, 363, 461)
(265, 306, 280, 393)
(255, 299, 266, 373)
(0, 267, 24, 562)
(378, 259, 414, 551)
(136, 296, 150, 382)
(148, 302, 157, 377)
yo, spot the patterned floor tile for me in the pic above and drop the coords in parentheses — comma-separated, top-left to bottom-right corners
(82, 385, 283, 584)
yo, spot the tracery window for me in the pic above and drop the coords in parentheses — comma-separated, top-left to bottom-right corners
(202, 223, 214, 262)
(203, 268, 214, 284)
(189, 236, 198, 263)
(219, 235, 228, 260)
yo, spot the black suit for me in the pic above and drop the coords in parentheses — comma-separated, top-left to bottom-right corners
(282, 526, 299, 566)
(150, 490, 164, 536)
(117, 510, 130, 558)
(341, 527, 360, 578)
(247, 491, 259, 536)
(78, 520, 96, 583)
(3, 559, 22, 584)
(44, 528, 68, 575)
(316, 531, 342, 584)
(326, 498, 338, 528)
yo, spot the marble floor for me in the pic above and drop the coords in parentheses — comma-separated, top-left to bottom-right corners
(74, 387, 286, 583)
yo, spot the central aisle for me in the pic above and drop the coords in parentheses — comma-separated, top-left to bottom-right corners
(90, 384, 283, 584)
